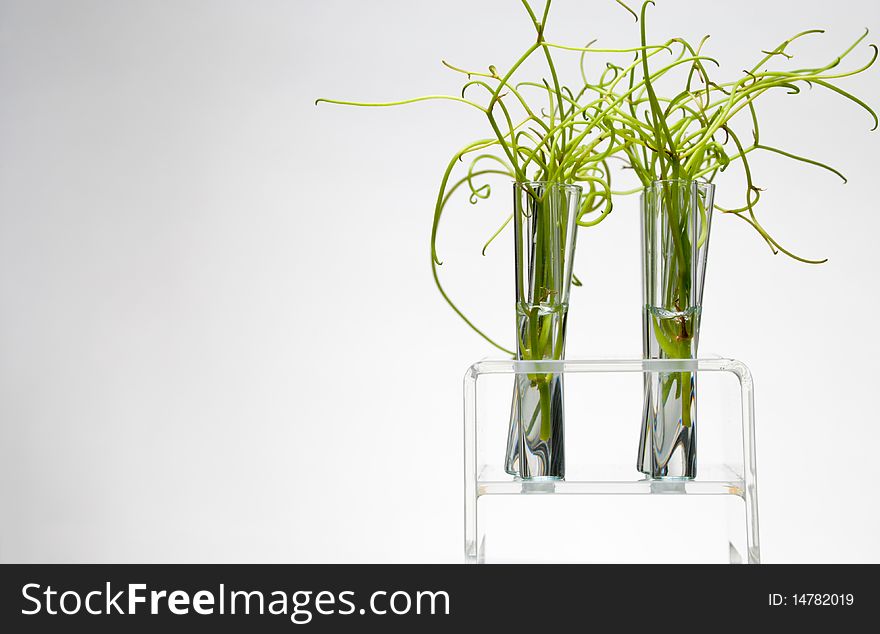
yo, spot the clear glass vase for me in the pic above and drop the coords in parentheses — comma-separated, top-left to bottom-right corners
(504, 181, 581, 479)
(637, 180, 714, 479)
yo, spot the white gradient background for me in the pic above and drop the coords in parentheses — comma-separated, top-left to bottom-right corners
(1, 0, 878, 562)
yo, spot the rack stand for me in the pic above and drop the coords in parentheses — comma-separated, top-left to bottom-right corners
(464, 357, 760, 564)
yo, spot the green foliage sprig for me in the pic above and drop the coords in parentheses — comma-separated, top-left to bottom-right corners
(596, 0, 878, 263)
(319, 1, 632, 354)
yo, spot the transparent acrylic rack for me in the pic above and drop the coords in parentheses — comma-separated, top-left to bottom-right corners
(464, 357, 760, 564)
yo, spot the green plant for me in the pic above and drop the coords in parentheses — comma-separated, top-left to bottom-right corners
(601, 1, 876, 427)
(318, 1, 630, 451)
(318, 1, 632, 358)
(603, 1, 877, 260)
